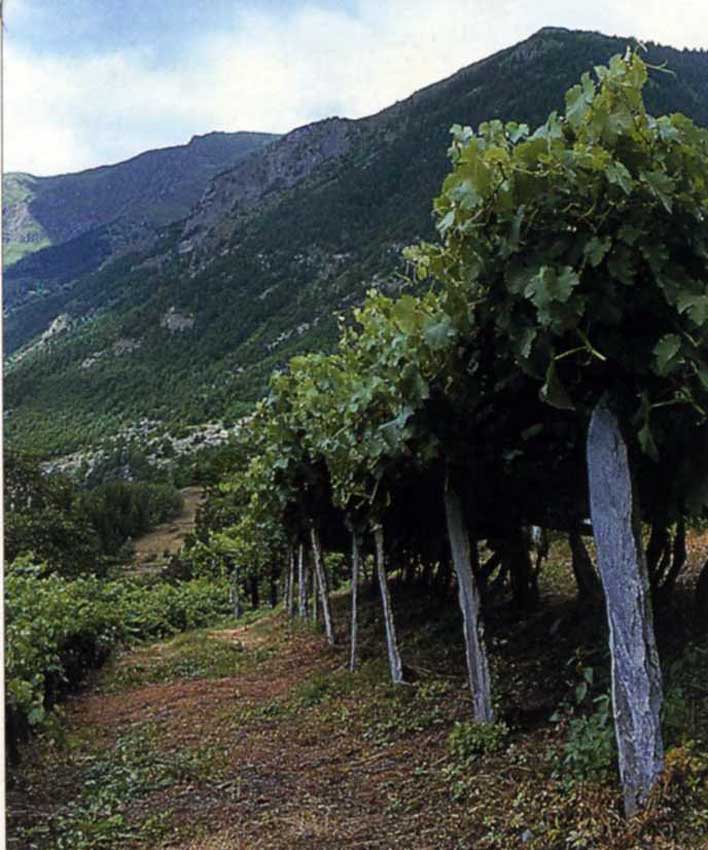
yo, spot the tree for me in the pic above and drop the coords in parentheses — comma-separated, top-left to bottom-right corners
(4, 452, 99, 576)
(408, 49, 708, 813)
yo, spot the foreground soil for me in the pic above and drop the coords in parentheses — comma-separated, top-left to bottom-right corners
(7, 550, 708, 850)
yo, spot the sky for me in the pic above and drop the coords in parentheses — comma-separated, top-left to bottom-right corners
(4, 0, 708, 176)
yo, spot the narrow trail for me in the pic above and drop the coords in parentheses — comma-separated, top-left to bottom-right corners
(9, 542, 708, 849)
(9, 611, 476, 850)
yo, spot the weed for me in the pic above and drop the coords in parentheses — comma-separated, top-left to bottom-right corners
(550, 661, 616, 783)
(447, 719, 509, 763)
(362, 679, 450, 743)
(14, 724, 213, 849)
(561, 694, 615, 781)
(101, 631, 245, 692)
(292, 668, 354, 708)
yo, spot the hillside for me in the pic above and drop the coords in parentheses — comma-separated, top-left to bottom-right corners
(6, 27, 708, 458)
(2, 131, 279, 311)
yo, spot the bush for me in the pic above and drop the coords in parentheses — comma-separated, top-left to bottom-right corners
(561, 694, 616, 781)
(550, 661, 617, 783)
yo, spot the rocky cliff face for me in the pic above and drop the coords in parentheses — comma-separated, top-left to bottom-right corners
(180, 118, 357, 255)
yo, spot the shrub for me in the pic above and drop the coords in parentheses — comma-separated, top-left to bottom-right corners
(550, 662, 616, 782)
(561, 694, 616, 781)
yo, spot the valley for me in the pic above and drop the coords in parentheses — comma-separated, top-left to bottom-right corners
(5, 27, 708, 463)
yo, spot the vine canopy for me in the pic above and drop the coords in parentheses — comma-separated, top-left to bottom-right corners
(407, 49, 708, 459)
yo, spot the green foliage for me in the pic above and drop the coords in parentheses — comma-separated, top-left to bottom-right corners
(551, 662, 616, 782)
(561, 695, 616, 782)
(4, 568, 231, 742)
(363, 679, 451, 743)
(408, 49, 708, 459)
(443, 718, 510, 802)
(102, 631, 246, 693)
(78, 480, 183, 557)
(16, 724, 218, 850)
(448, 719, 510, 762)
(283, 290, 449, 514)
(293, 669, 355, 708)
(5, 452, 184, 574)
(175, 51, 708, 650)
(4, 452, 99, 576)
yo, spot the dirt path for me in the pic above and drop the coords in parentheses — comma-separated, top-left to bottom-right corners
(8, 612, 479, 850)
(8, 565, 708, 849)
(132, 486, 204, 572)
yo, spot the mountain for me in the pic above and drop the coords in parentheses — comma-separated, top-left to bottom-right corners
(5, 27, 708, 459)
(2, 131, 279, 305)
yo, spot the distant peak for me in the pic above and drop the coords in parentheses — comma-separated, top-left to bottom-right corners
(188, 131, 230, 145)
(533, 26, 571, 36)
(188, 130, 279, 147)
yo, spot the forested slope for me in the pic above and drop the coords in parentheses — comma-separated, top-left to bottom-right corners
(6, 28, 708, 458)
(2, 131, 278, 330)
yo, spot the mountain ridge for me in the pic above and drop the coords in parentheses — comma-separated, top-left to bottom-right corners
(5, 28, 708, 459)
(2, 130, 279, 271)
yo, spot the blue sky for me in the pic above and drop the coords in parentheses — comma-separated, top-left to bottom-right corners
(7, 0, 354, 62)
(5, 0, 708, 175)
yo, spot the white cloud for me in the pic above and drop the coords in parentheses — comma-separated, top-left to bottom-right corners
(612, 0, 708, 48)
(4, 46, 94, 175)
(4, 0, 708, 175)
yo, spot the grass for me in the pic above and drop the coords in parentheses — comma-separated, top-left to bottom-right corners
(98, 630, 249, 693)
(3, 238, 52, 267)
(7, 538, 708, 850)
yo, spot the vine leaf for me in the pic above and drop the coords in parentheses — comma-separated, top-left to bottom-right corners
(677, 293, 708, 325)
(653, 334, 682, 376)
(540, 361, 574, 411)
(584, 236, 612, 268)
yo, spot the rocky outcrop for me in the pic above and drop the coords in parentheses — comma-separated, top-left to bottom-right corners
(41, 313, 71, 341)
(161, 307, 195, 333)
(180, 117, 357, 254)
(8, 313, 74, 367)
(41, 419, 244, 481)
(81, 337, 142, 370)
